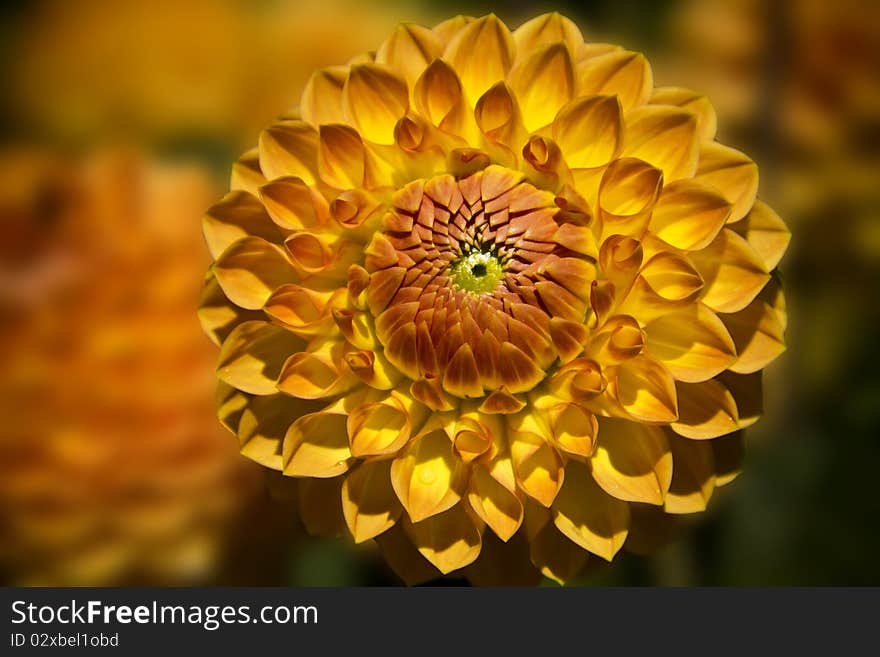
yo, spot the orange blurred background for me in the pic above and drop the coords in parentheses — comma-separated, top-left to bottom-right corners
(0, 0, 878, 585)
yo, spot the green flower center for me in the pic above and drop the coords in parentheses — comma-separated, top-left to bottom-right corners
(451, 250, 504, 295)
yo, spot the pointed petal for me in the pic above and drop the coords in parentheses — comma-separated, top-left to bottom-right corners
(217, 321, 304, 395)
(375, 23, 443, 91)
(301, 66, 348, 126)
(468, 466, 523, 541)
(650, 87, 717, 141)
(614, 355, 679, 422)
(258, 121, 319, 183)
(342, 460, 402, 543)
(722, 281, 787, 374)
(213, 237, 296, 310)
(283, 411, 352, 478)
(671, 379, 739, 439)
(552, 460, 629, 560)
(509, 43, 575, 131)
(553, 95, 623, 168)
(623, 106, 700, 181)
(404, 505, 482, 574)
(318, 124, 365, 190)
(590, 418, 672, 504)
(664, 433, 716, 514)
(650, 179, 732, 250)
(694, 142, 758, 224)
(730, 200, 790, 270)
(376, 524, 441, 585)
(644, 303, 738, 383)
(203, 191, 284, 259)
(343, 64, 409, 144)
(391, 429, 465, 522)
(513, 12, 584, 55)
(443, 14, 515, 100)
(690, 228, 770, 313)
(509, 421, 564, 506)
(577, 50, 653, 110)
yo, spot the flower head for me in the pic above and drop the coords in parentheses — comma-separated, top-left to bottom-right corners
(201, 13, 790, 584)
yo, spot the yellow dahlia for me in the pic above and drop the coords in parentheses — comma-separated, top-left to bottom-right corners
(0, 149, 265, 585)
(201, 13, 791, 584)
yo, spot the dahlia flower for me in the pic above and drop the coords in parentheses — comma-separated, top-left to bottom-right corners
(0, 150, 263, 585)
(201, 13, 790, 584)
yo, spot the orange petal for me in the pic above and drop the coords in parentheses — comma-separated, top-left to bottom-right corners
(213, 237, 296, 310)
(259, 177, 328, 232)
(318, 124, 365, 189)
(258, 120, 319, 183)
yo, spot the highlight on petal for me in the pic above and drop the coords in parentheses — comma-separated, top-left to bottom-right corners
(283, 410, 353, 478)
(650, 87, 717, 141)
(552, 95, 623, 168)
(341, 460, 403, 543)
(318, 124, 366, 190)
(301, 66, 348, 127)
(443, 14, 515, 100)
(548, 401, 598, 459)
(259, 177, 329, 232)
(237, 394, 324, 471)
(347, 392, 419, 457)
(597, 156, 663, 224)
(203, 191, 284, 259)
(613, 355, 679, 423)
(509, 42, 575, 131)
(404, 505, 482, 574)
(276, 341, 355, 399)
(375, 23, 443, 92)
(671, 379, 740, 439)
(590, 419, 672, 504)
(513, 12, 584, 55)
(216, 321, 304, 396)
(414, 59, 469, 135)
(391, 429, 466, 522)
(213, 237, 296, 310)
(258, 120, 320, 183)
(508, 415, 564, 507)
(649, 179, 732, 250)
(730, 200, 790, 270)
(644, 304, 738, 383)
(342, 64, 409, 145)
(694, 142, 759, 224)
(468, 466, 523, 541)
(577, 49, 653, 110)
(623, 105, 700, 181)
(552, 460, 629, 561)
(664, 433, 716, 514)
(689, 229, 770, 313)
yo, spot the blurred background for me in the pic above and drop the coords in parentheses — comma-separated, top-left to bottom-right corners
(0, 0, 877, 586)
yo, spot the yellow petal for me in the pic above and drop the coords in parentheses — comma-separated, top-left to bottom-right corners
(276, 342, 355, 400)
(590, 418, 672, 504)
(230, 148, 265, 197)
(404, 505, 482, 574)
(199, 274, 264, 347)
(413, 58, 470, 136)
(694, 141, 758, 224)
(650, 179, 732, 250)
(283, 411, 352, 478)
(375, 524, 441, 585)
(342, 64, 409, 144)
(712, 431, 745, 486)
(203, 191, 284, 260)
(548, 401, 598, 459)
(318, 124, 365, 190)
(623, 105, 699, 181)
(552, 460, 629, 561)
(509, 42, 575, 132)
(341, 460, 402, 543)
(474, 81, 527, 152)
(263, 284, 337, 338)
(671, 379, 740, 439)
(259, 177, 329, 232)
(468, 466, 523, 541)
(664, 433, 716, 514)
(527, 504, 589, 584)
(237, 394, 324, 471)
(614, 355, 679, 423)
(730, 200, 790, 270)
(650, 87, 717, 141)
(644, 303, 738, 383)
(690, 228, 770, 313)
(577, 50, 653, 110)
(509, 421, 564, 506)
(347, 392, 416, 457)
(722, 281, 787, 374)
(443, 14, 515, 100)
(301, 66, 348, 126)
(376, 23, 443, 92)
(719, 371, 763, 429)
(513, 12, 583, 55)
(213, 237, 296, 310)
(391, 429, 465, 522)
(258, 120, 319, 183)
(552, 95, 623, 168)
(597, 156, 663, 220)
(217, 321, 304, 395)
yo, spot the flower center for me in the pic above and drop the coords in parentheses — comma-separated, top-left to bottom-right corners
(361, 166, 592, 399)
(451, 249, 504, 294)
